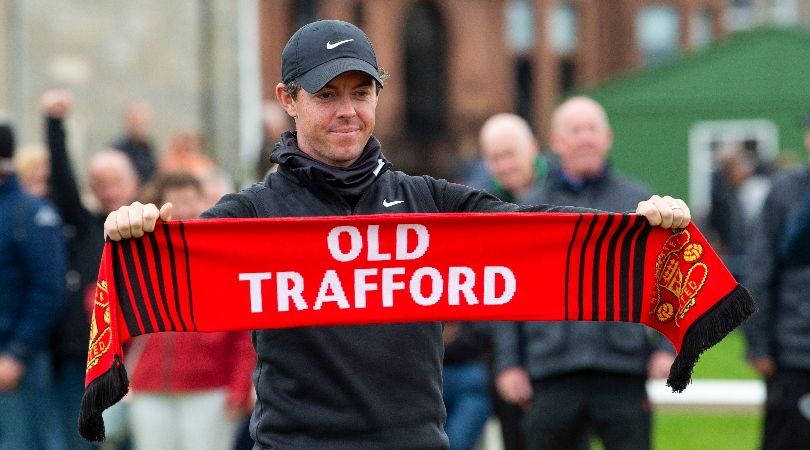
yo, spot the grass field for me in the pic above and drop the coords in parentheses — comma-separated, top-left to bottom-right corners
(653, 330, 762, 450)
(688, 330, 758, 380)
(654, 411, 761, 450)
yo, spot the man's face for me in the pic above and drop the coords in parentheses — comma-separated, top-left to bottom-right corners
(482, 133, 537, 195)
(89, 154, 140, 214)
(550, 101, 612, 180)
(163, 185, 205, 220)
(279, 71, 377, 168)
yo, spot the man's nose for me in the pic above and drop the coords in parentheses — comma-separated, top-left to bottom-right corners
(335, 93, 357, 117)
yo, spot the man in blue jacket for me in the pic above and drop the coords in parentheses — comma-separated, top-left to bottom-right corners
(0, 123, 68, 448)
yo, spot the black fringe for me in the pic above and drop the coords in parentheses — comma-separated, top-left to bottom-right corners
(78, 355, 129, 442)
(666, 284, 757, 392)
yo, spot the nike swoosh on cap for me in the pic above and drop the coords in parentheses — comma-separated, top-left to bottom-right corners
(326, 39, 354, 49)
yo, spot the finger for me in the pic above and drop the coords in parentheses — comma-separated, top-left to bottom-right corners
(142, 203, 160, 233)
(655, 195, 675, 229)
(116, 206, 134, 239)
(104, 211, 123, 241)
(518, 382, 534, 404)
(672, 198, 691, 228)
(159, 202, 173, 221)
(636, 196, 662, 227)
(128, 202, 145, 238)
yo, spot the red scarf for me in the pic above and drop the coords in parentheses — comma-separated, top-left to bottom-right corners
(79, 212, 755, 441)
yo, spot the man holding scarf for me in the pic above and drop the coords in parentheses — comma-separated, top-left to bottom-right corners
(103, 20, 691, 450)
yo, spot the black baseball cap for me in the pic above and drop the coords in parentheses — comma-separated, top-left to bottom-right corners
(282, 20, 383, 93)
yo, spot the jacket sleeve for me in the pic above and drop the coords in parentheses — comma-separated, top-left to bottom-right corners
(491, 321, 523, 374)
(780, 187, 810, 265)
(423, 176, 593, 214)
(6, 201, 67, 363)
(742, 182, 780, 360)
(201, 192, 258, 219)
(46, 116, 91, 227)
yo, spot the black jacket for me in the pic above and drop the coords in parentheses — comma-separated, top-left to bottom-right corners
(744, 166, 810, 370)
(46, 117, 102, 366)
(492, 161, 672, 381)
(202, 134, 579, 450)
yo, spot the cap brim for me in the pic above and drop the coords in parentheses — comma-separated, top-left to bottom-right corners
(298, 57, 383, 93)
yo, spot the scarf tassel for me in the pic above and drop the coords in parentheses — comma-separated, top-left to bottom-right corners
(78, 355, 129, 442)
(666, 284, 757, 392)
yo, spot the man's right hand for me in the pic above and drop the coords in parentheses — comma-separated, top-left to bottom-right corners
(41, 89, 73, 118)
(104, 201, 173, 241)
(495, 366, 533, 409)
(749, 356, 775, 379)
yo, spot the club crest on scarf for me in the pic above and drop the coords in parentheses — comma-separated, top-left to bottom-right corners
(86, 280, 113, 373)
(651, 229, 708, 326)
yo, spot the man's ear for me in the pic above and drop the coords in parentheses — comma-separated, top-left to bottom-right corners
(275, 82, 297, 119)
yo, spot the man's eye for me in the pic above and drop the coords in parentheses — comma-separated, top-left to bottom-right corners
(318, 92, 334, 99)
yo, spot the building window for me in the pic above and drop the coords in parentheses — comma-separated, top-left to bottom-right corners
(690, 8, 713, 49)
(636, 6, 680, 66)
(404, 1, 447, 139)
(550, 3, 577, 56)
(505, 0, 535, 55)
(772, 0, 799, 25)
(515, 57, 533, 122)
(293, 0, 318, 28)
(550, 3, 578, 92)
(727, 0, 754, 30)
(352, 1, 365, 28)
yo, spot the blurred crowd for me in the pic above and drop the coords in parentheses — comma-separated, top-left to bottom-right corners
(1, 87, 809, 450)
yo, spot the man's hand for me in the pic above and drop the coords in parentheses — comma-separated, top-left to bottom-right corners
(0, 355, 26, 392)
(749, 356, 775, 379)
(495, 366, 533, 410)
(104, 201, 173, 241)
(647, 350, 675, 379)
(636, 195, 690, 229)
(41, 89, 73, 118)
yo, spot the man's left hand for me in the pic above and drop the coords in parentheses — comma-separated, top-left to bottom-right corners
(647, 350, 675, 379)
(0, 355, 26, 392)
(636, 195, 690, 229)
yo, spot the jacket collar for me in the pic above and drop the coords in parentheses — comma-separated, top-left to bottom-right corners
(270, 131, 391, 197)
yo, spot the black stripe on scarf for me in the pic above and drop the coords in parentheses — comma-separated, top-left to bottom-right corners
(564, 214, 584, 320)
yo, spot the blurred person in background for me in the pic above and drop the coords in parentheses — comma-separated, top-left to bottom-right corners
(42, 89, 142, 449)
(127, 171, 254, 450)
(744, 113, 810, 449)
(706, 142, 770, 282)
(159, 129, 214, 177)
(256, 100, 292, 181)
(199, 166, 235, 209)
(13, 144, 51, 198)
(472, 112, 545, 204)
(490, 97, 674, 450)
(467, 112, 547, 450)
(0, 122, 68, 449)
(113, 99, 157, 184)
(442, 322, 493, 450)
